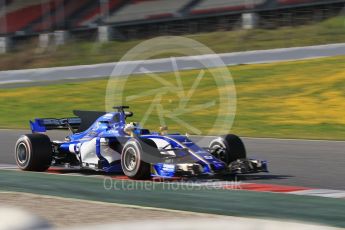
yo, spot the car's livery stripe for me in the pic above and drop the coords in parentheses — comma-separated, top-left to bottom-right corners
(145, 135, 214, 172)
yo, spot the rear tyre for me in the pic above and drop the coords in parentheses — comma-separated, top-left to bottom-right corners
(14, 134, 52, 171)
(121, 138, 160, 180)
(209, 134, 246, 165)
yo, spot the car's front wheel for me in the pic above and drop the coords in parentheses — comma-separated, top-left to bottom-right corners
(14, 134, 52, 171)
(209, 134, 246, 165)
(121, 138, 160, 180)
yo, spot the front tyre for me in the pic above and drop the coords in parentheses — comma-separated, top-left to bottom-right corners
(14, 134, 52, 171)
(121, 138, 160, 180)
(209, 134, 246, 165)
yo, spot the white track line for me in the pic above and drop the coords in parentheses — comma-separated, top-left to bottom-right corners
(0, 164, 17, 169)
(1, 42, 345, 84)
(289, 189, 345, 199)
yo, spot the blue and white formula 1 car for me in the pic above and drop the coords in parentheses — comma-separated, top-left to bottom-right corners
(14, 106, 268, 179)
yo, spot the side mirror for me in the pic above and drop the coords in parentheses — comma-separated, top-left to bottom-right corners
(125, 111, 133, 118)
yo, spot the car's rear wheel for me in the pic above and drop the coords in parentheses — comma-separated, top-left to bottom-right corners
(121, 138, 160, 180)
(15, 134, 52, 171)
(209, 134, 246, 165)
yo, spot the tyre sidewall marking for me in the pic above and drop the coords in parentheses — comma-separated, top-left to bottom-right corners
(121, 139, 142, 175)
(15, 136, 32, 169)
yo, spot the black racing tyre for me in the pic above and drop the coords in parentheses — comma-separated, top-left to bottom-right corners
(209, 134, 246, 165)
(14, 134, 52, 171)
(121, 138, 161, 180)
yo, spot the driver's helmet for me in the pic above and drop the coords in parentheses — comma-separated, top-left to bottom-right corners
(124, 122, 141, 136)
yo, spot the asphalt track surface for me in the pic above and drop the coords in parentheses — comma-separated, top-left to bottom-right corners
(1, 43, 345, 85)
(1, 129, 345, 190)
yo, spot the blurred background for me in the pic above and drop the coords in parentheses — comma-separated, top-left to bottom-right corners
(1, 1, 345, 230)
(1, 0, 344, 40)
(0, 0, 345, 68)
(1, 0, 345, 137)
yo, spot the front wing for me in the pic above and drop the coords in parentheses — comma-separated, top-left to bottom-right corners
(151, 159, 268, 178)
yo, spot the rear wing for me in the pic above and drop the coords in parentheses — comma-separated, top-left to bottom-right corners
(29, 110, 106, 133)
(30, 117, 81, 133)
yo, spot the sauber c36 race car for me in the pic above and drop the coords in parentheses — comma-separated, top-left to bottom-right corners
(14, 106, 268, 179)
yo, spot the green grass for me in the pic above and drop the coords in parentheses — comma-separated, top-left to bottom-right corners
(1, 16, 345, 70)
(1, 55, 345, 140)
